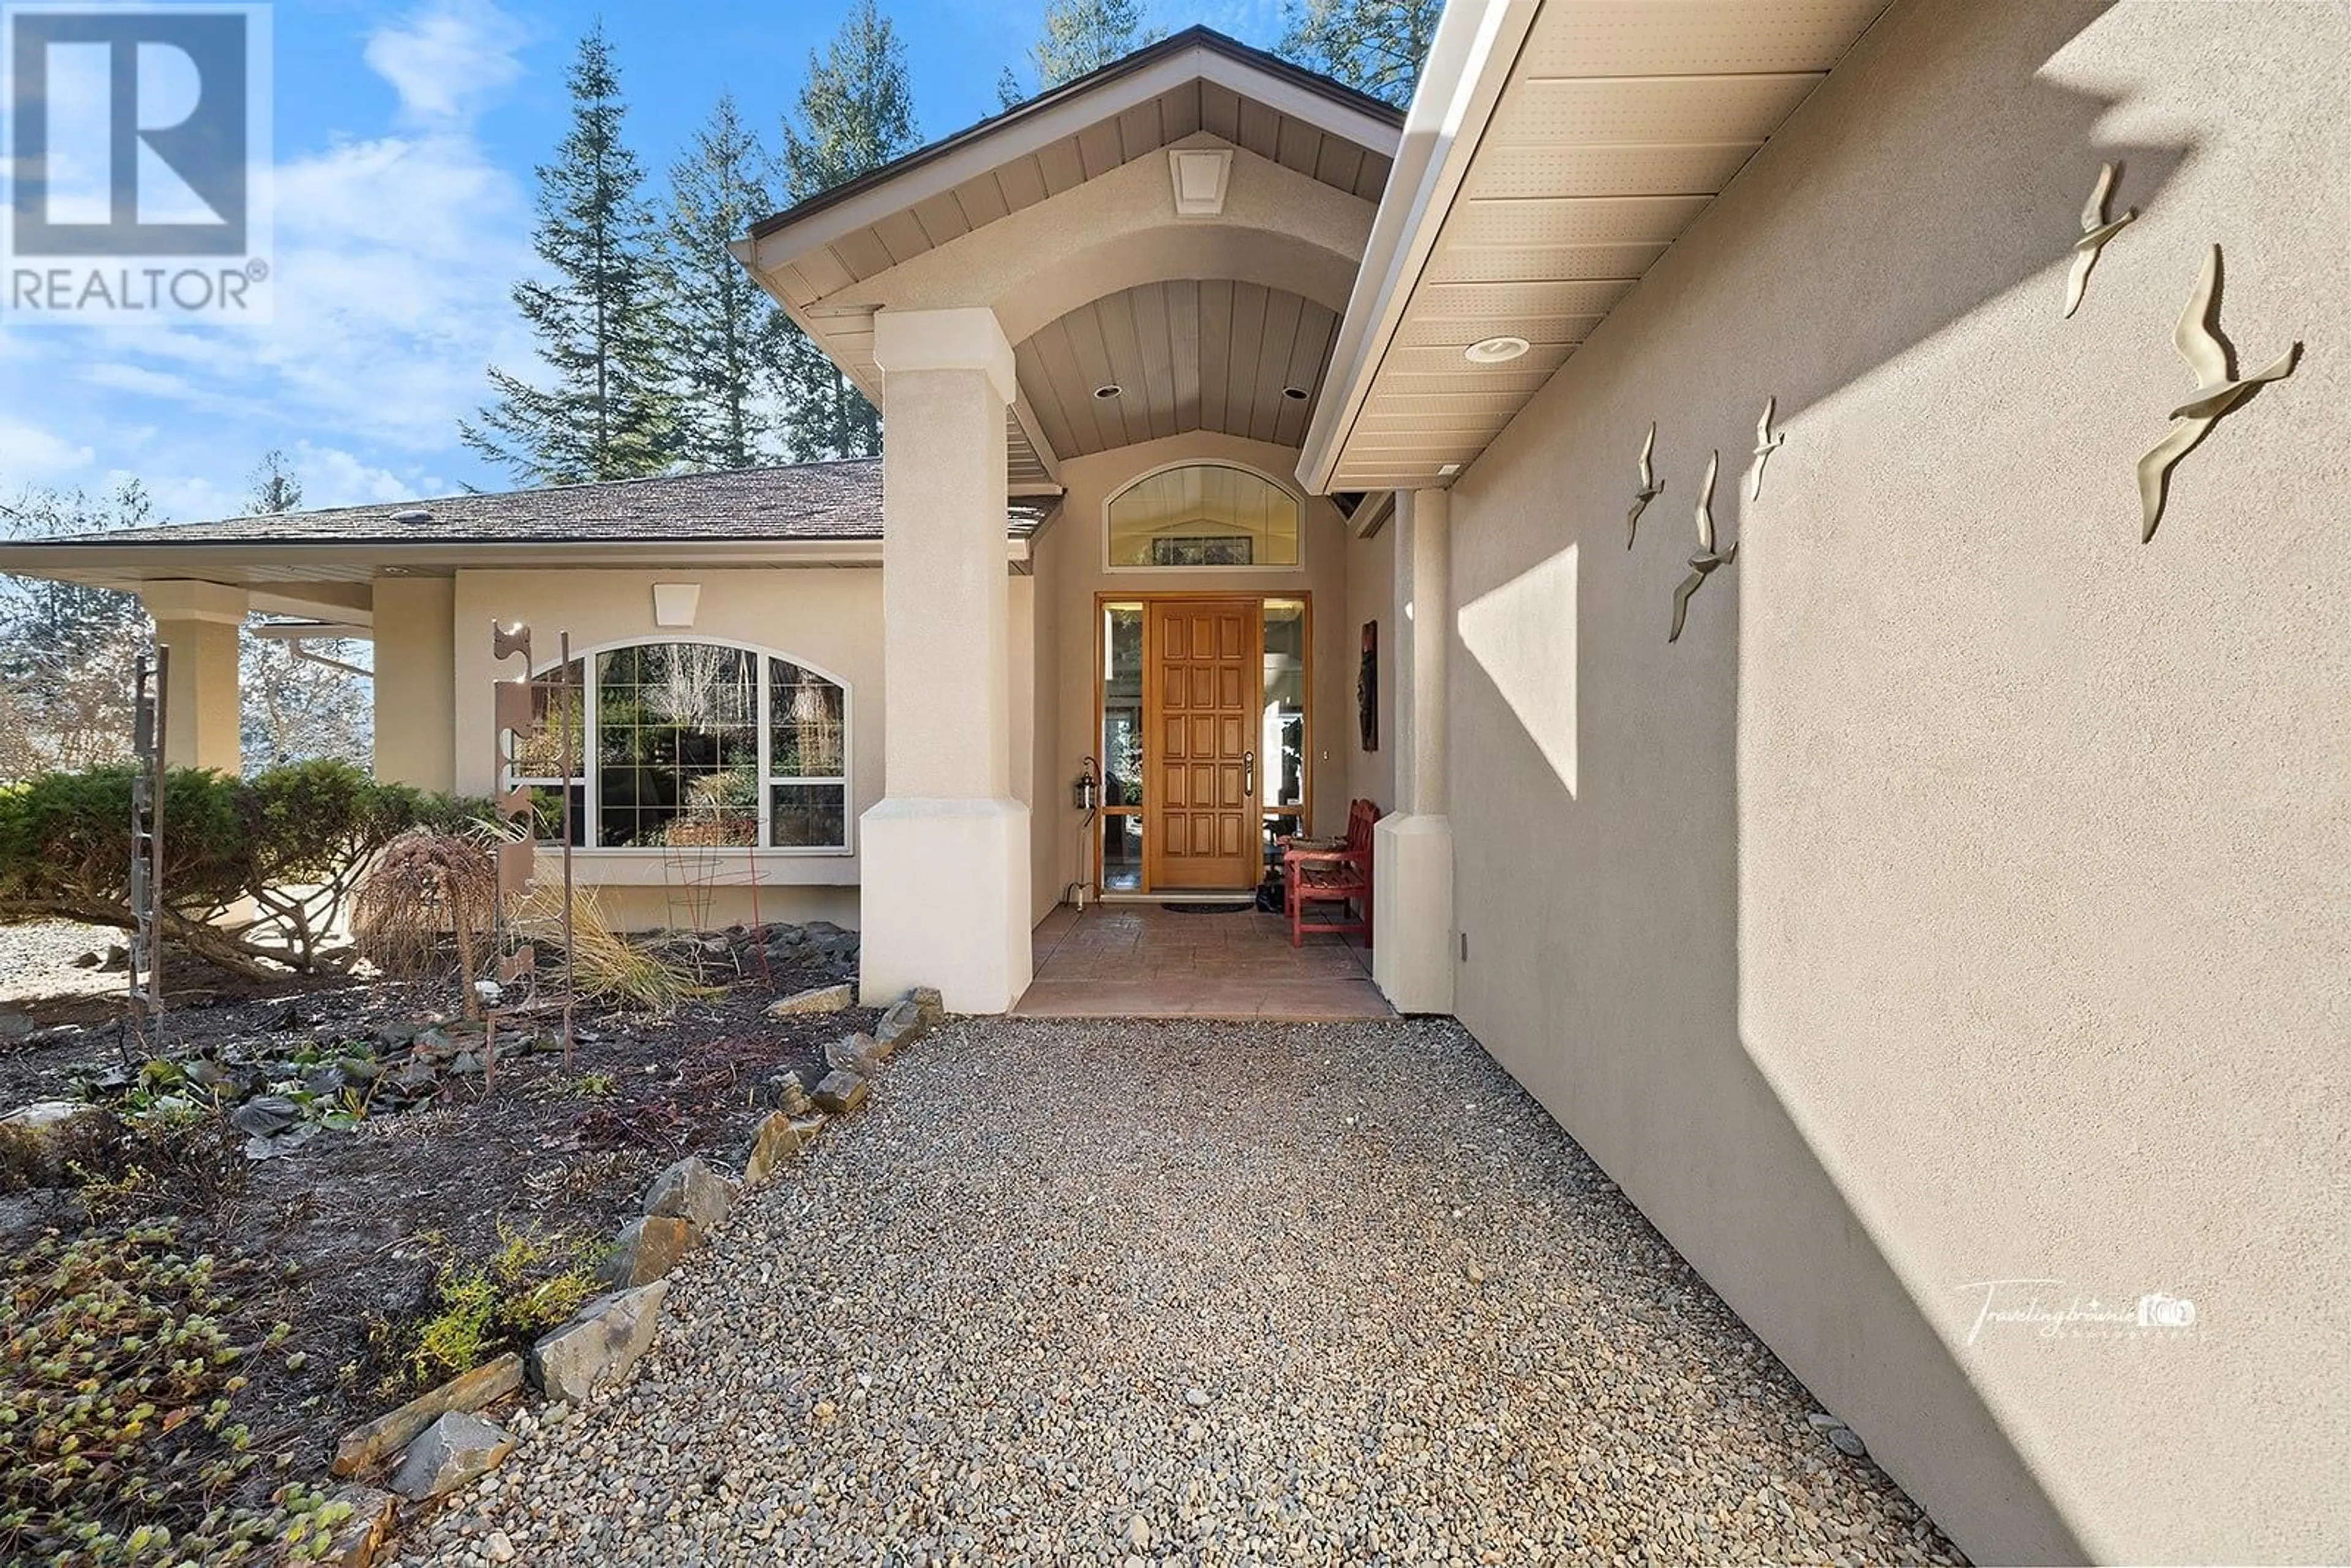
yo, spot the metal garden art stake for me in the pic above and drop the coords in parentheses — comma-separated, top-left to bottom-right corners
(558, 631, 577, 1068)
(487, 621, 542, 1092)
(127, 650, 169, 1057)
(1668, 451, 1738, 644)
(2136, 244, 2302, 542)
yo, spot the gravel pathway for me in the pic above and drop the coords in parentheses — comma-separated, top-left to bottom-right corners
(0, 919, 114, 1003)
(400, 1017, 1960, 1566)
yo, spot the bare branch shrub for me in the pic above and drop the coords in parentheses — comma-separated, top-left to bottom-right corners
(350, 829, 498, 1007)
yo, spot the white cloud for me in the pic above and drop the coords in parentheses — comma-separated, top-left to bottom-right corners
(364, 0, 532, 128)
(0, 0, 533, 515)
(0, 418, 96, 482)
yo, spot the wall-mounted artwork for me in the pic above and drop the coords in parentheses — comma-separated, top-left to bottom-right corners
(1357, 621, 1378, 752)
(1627, 421, 1664, 547)
(1749, 397, 1784, 500)
(2137, 244, 2302, 541)
(2064, 161, 2137, 318)
(1669, 451, 1738, 643)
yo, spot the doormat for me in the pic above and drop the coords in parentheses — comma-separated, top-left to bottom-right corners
(1159, 901, 1255, 915)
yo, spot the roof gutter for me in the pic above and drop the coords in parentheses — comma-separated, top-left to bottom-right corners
(1295, 0, 1542, 497)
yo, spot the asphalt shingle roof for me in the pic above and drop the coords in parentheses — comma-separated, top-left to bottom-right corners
(35, 459, 1056, 546)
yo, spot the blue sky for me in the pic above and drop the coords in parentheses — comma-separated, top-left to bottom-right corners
(0, 0, 1285, 521)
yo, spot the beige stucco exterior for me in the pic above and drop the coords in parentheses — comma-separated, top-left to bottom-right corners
(1427, 1, 2349, 1560)
(140, 579, 247, 775)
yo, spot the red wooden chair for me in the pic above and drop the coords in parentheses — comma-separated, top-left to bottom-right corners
(1284, 798, 1378, 948)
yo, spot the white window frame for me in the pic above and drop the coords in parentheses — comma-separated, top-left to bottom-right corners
(1101, 459, 1308, 575)
(514, 636, 854, 857)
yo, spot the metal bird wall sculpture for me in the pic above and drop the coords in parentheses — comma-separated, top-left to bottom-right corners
(1748, 396, 1784, 500)
(1669, 451, 1738, 643)
(2135, 244, 2301, 541)
(2064, 161, 2137, 318)
(1627, 421, 1664, 547)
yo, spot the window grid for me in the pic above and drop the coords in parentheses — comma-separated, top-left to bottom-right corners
(507, 643, 849, 853)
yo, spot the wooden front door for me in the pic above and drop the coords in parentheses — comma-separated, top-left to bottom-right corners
(1146, 599, 1262, 890)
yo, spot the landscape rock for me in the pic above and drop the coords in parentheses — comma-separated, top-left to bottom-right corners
(330, 1352, 523, 1477)
(530, 1280, 668, 1404)
(0, 1100, 118, 1186)
(602, 1215, 697, 1288)
(765, 982, 853, 1018)
(322, 1485, 396, 1567)
(1828, 1425, 1869, 1458)
(642, 1156, 732, 1239)
(0, 1010, 34, 1044)
(741, 1112, 809, 1187)
(812, 1068, 869, 1115)
(874, 987, 944, 1053)
(388, 1410, 514, 1502)
(762, 1070, 812, 1116)
(825, 1032, 883, 1075)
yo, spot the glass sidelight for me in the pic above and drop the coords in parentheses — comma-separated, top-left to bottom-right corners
(1100, 603, 1144, 890)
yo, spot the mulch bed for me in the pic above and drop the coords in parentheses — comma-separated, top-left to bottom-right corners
(0, 937, 875, 1481)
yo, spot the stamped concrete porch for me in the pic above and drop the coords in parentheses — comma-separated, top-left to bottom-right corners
(1016, 902, 1392, 1019)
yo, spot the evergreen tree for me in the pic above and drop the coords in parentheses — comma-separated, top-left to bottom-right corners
(247, 448, 302, 514)
(1277, 0, 1440, 109)
(666, 93, 787, 471)
(776, 0, 919, 462)
(463, 24, 677, 485)
(997, 0, 1161, 108)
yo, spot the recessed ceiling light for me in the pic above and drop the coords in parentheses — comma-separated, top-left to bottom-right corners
(1281, 385, 1309, 401)
(1093, 383, 1122, 400)
(1464, 336, 1531, 364)
(1438, 463, 1461, 478)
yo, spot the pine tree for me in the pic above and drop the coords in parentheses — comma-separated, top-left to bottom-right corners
(666, 94, 787, 471)
(463, 24, 677, 485)
(247, 448, 302, 514)
(1277, 0, 1440, 109)
(776, 0, 919, 462)
(997, 0, 1161, 108)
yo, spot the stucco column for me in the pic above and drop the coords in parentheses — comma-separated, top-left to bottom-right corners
(858, 306, 1033, 1012)
(140, 580, 247, 775)
(371, 577, 456, 791)
(1373, 488, 1455, 1013)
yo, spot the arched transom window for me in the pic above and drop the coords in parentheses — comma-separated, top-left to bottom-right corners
(1106, 463, 1302, 569)
(512, 641, 848, 851)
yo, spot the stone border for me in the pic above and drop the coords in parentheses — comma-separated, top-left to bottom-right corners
(324, 986, 947, 1564)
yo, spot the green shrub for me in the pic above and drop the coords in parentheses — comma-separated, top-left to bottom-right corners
(0, 760, 488, 976)
(374, 1225, 601, 1396)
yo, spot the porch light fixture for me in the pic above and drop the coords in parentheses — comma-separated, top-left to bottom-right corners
(1094, 383, 1122, 400)
(1464, 336, 1530, 364)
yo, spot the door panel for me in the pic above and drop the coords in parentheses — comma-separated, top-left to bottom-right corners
(1146, 600, 1262, 890)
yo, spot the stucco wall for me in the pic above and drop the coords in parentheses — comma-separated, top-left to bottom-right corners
(449, 568, 885, 932)
(1440, 1, 2349, 1562)
(1343, 520, 1394, 815)
(372, 576, 456, 792)
(1033, 430, 1358, 902)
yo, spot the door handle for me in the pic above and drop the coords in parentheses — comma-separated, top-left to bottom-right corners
(1242, 749, 1256, 800)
